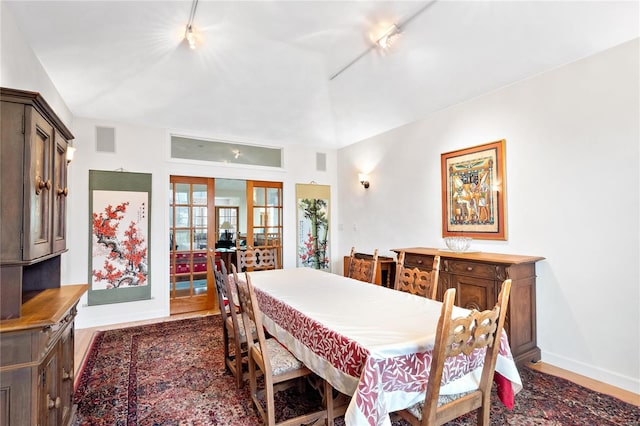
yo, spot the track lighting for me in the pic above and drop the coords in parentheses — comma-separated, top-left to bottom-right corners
(184, 0, 199, 49)
(186, 25, 196, 49)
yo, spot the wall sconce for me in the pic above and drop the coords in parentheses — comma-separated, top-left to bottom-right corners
(358, 173, 370, 189)
(66, 145, 76, 164)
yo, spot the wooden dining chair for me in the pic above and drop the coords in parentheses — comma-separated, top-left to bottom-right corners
(212, 258, 253, 389)
(237, 273, 333, 426)
(236, 246, 277, 272)
(394, 252, 441, 299)
(396, 279, 512, 426)
(346, 247, 379, 284)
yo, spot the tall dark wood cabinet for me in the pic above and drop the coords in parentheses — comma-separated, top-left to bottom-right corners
(392, 247, 544, 365)
(1, 88, 73, 319)
(0, 88, 87, 426)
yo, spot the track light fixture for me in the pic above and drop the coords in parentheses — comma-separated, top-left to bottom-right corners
(329, 1, 436, 81)
(376, 24, 401, 49)
(184, 0, 199, 49)
(186, 25, 196, 49)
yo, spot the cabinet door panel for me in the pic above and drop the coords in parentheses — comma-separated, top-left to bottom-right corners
(451, 274, 495, 311)
(59, 325, 74, 425)
(52, 132, 68, 253)
(23, 107, 55, 260)
(0, 368, 33, 426)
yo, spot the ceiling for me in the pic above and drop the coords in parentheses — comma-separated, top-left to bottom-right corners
(5, 1, 639, 149)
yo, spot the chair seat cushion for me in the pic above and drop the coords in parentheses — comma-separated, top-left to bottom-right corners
(225, 316, 256, 342)
(261, 338, 305, 376)
(406, 390, 476, 420)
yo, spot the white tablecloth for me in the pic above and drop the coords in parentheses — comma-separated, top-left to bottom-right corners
(247, 267, 522, 426)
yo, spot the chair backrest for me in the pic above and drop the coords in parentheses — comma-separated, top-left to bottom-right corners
(235, 272, 272, 371)
(394, 252, 441, 299)
(212, 256, 230, 320)
(347, 247, 379, 284)
(213, 258, 243, 328)
(236, 246, 277, 272)
(420, 279, 512, 424)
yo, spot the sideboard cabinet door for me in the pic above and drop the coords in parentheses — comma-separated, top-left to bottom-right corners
(449, 273, 496, 312)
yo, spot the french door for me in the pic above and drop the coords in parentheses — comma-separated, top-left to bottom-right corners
(246, 181, 283, 268)
(169, 176, 215, 314)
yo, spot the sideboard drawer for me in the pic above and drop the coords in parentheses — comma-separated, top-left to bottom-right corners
(445, 259, 498, 279)
(403, 253, 434, 270)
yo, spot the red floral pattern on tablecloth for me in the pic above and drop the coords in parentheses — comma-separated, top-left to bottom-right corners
(254, 287, 516, 426)
(353, 333, 514, 425)
(254, 287, 368, 377)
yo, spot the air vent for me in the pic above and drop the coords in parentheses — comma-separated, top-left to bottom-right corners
(96, 126, 115, 153)
(316, 152, 326, 172)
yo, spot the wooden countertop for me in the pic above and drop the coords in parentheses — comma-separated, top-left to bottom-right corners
(391, 247, 545, 265)
(0, 284, 88, 333)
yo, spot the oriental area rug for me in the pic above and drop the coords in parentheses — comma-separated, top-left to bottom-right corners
(73, 315, 639, 426)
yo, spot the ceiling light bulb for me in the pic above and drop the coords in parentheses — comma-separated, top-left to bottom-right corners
(376, 24, 401, 49)
(186, 25, 196, 49)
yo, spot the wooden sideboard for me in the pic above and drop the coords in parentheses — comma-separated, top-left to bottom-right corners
(392, 247, 544, 365)
(0, 285, 87, 426)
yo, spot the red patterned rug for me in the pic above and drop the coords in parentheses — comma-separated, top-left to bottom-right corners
(73, 315, 639, 425)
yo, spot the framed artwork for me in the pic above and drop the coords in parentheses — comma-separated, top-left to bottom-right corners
(88, 170, 152, 305)
(296, 183, 330, 270)
(441, 139, 507, 240)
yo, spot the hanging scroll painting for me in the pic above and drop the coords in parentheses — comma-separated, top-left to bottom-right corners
(88, 170, 152, 305)
(296, 183, 330, 270)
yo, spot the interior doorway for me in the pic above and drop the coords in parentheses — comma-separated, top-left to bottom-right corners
(168, 177, 283, 315)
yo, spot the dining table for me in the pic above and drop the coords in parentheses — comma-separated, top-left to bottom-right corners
(245, 267, 522, 426)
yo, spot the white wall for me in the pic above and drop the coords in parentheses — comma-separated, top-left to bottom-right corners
(64, 119, 339, 329)
(337, 39, 640, 394)
(0, 2, 72, 125)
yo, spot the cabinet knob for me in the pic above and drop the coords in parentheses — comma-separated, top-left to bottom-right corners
(417, 260, 423, 264)
(466, 266, 473, 271)
(35, 177, 52, 195)
(47, 394, 61, 409)
(57, 187, 69, 197)
(62, 367, 73, 380)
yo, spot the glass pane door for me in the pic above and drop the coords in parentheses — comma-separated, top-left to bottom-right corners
(169, 176, 215, 314)
(247, 180, 283, 268)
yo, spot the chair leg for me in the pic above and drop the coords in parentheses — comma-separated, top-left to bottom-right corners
(477, 393, 491, 426)
(265, 373, 276, 426)
(233, 341, 243, 389)
(222, 326, 230, 366)
(248, 355, 258, 401)
(324, 379, 334, 426)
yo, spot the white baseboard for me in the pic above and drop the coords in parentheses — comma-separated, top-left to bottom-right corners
(75, 307, 168, 330)
(541, 350, 640, 395)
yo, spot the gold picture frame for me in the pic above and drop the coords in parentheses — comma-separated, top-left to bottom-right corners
(441, 139, 507, 240)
